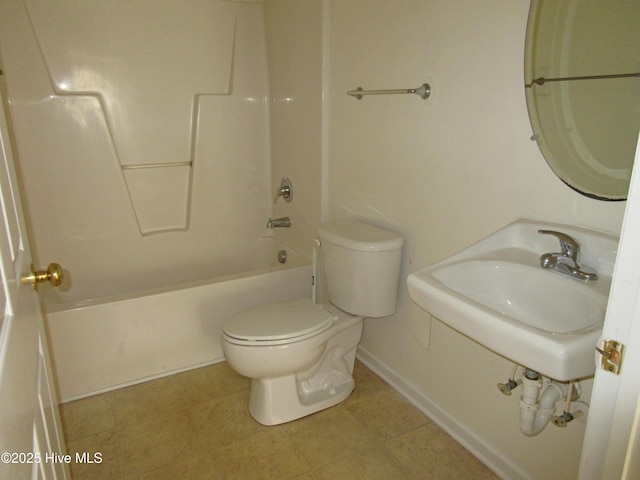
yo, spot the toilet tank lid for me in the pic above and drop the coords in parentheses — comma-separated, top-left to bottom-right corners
(318, 220, 403, 252)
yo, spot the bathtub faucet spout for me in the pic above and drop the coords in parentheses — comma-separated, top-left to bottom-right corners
(266, 217, 291, 229)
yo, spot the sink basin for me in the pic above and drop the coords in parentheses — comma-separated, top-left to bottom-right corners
(407, 219, 618, 381)
(432, 260, 606, 333)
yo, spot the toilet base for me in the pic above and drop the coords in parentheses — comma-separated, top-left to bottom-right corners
(248, 319, 362, 425)
(249, 373, 354, 426)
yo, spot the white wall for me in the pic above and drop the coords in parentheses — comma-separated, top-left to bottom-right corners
(327, 1, 626, 479)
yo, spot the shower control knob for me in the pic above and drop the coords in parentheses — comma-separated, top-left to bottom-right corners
(24, 262, 64, 291)
(273, 177, 293, 203)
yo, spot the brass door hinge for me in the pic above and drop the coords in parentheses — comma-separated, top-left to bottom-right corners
(596, 339, 625, 375)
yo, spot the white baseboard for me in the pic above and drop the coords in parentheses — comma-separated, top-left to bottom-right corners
(356, 345, 531, 480)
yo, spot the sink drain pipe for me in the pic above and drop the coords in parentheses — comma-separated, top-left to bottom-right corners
(519, 370, 569, 436)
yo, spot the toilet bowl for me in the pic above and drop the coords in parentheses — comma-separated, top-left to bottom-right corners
(221, 220, 403, 425)
(222, 300, 363, 425)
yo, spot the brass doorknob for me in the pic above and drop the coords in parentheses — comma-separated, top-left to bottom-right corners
(25, 263, 64, 291)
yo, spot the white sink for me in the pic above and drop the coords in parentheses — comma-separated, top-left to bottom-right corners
(407, 219, 618, 381)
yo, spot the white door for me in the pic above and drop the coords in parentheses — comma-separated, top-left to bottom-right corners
(579, 133, 640, 479)
(0, 84, 69, 479)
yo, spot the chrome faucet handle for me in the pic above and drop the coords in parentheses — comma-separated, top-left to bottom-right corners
(538, 230, 598, 281)
(538, 230, 581, 264)
(273, 177, 293, 204)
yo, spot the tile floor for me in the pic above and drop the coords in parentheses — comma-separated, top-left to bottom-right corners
(60, 360, 500, 480)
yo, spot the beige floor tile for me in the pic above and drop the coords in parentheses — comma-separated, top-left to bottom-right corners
(118, 409, 196, 478)
(172, 361, 251, 405)
(122, 440, 199, 479)
(386, 422, 501, 479)
(285, 405, 382, 468)
(316, 446, 411, 479)
(212, 428, 311, 480)
(65, 430, 123, 480)
(60, 392, 115, 442)
(343, 388, 430, 439)
(292, 473, 320, 480)
(130, 449, 223, 480)
(60, 361, 500, 480)
(350, 361, 396, 399)
(116, 403, 192, 446)
(191, 389, 269, 447)
(111, 375, 189, 428)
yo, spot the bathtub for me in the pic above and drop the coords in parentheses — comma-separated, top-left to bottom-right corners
(44, 237, 312, 402)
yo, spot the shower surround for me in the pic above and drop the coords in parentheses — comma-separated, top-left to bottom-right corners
(0, 0, 278, 301)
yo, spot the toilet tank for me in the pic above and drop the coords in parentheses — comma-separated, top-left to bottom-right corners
(317, 220, 404, 317)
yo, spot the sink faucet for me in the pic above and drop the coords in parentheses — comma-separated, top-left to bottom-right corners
(266, 217, 291, 229)
(538, 230, 598, 281)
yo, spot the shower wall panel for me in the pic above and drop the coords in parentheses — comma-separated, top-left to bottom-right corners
(265, 0, 324, 256)
(0, 0, 272, 300)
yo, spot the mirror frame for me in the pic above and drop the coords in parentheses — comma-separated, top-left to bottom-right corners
(524, 0, 638, 201)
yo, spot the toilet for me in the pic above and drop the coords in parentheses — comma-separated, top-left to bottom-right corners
(221, 220, 403, 425)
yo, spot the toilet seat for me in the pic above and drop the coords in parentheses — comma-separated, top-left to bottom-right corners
(223, 298, 336, 346)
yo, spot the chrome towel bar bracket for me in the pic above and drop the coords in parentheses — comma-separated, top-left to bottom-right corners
(347, 82, 431, 100)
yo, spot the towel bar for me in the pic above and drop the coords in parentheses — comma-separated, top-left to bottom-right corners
(347, 82, 431, 100)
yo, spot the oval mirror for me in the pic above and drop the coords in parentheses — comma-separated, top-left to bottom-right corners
(524, 0, 640, 200)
